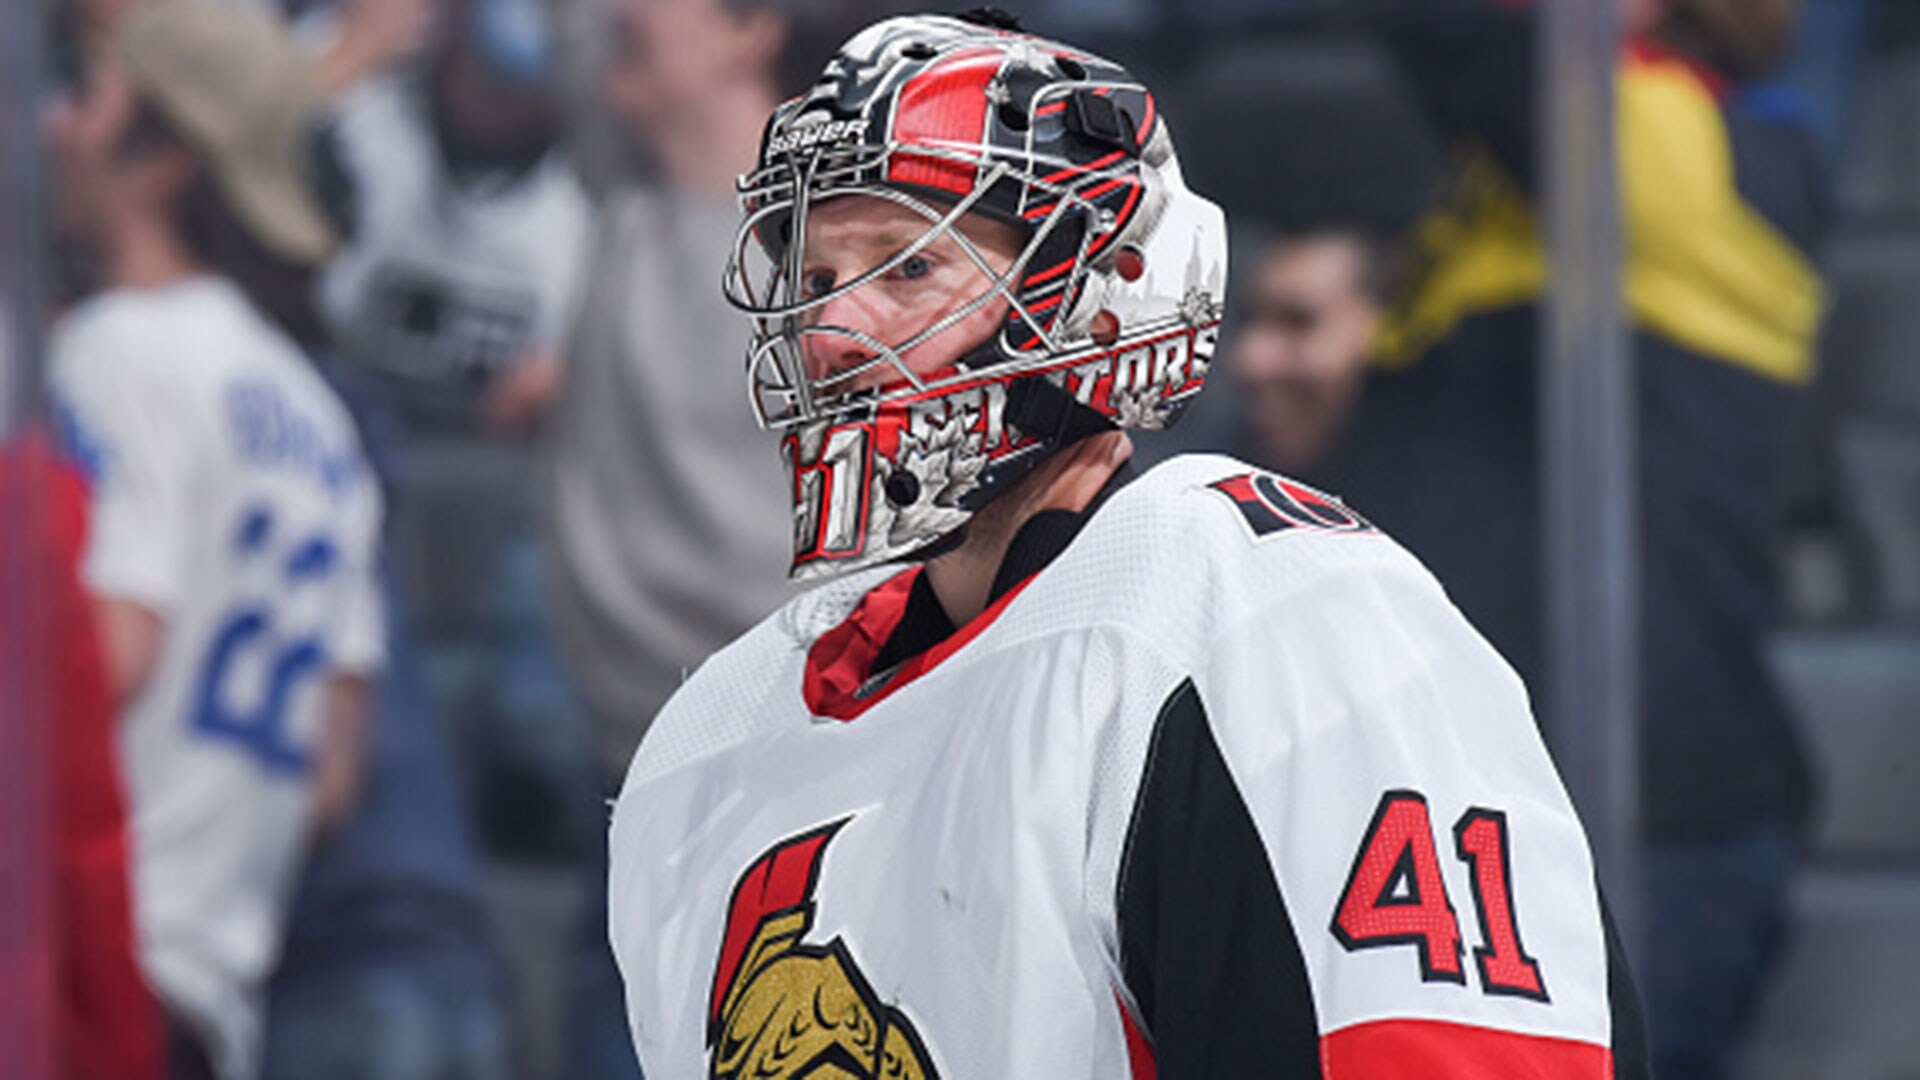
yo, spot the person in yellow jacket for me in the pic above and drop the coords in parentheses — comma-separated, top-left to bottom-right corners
(1322, 3, 1825, 1078)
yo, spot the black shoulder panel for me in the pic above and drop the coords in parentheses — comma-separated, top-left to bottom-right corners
(1116, 679, 1325, 1078)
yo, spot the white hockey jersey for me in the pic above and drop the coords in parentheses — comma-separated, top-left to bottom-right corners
(609, 453, 1644, 1079)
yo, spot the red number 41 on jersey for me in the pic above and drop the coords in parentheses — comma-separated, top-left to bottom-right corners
(1331, 789, 1550, 1002)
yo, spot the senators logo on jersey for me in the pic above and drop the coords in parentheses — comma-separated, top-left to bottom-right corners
(708, 821, 940, 1079)
(1206, 469, 1374, 540)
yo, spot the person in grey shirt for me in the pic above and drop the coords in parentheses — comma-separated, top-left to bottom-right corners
(546, 0, 803, 780)
(544, 3, 812, 1072)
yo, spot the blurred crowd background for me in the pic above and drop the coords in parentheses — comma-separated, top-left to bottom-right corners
(2, 1, 1917, 1079)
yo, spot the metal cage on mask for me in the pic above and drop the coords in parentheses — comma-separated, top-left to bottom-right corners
(721, 17, 1228, 581)
(726, 143, 1109, 430)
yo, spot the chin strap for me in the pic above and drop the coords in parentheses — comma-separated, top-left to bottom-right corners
(950, 357, 1116, 514)
(1004, 375, 1116, 446)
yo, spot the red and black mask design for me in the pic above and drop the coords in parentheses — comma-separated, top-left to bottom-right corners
(724, 13, 1228, 580)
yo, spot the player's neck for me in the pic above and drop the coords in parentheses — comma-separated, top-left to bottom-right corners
(924, 432, 1132, 626)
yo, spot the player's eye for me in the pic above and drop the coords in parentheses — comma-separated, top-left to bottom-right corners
(894, 254, 932, 281)
(803, 269, 837, 299)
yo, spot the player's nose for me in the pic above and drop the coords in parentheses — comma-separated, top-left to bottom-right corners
(803, 289, 887, 389)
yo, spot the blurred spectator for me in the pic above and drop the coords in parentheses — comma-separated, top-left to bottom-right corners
(313, 0, 440, 97)
(49, 0, 432, 102)
(544, 0, 813, 1074)
(315, 0, 597, 1073)
(42, 3, 385, 1078)
(60, 0, 141, 59)
(0, 431, 164, 1080)
(260, 604, 506, 1080)
(1330, 2, 1830, 1078)
(319, 0, 594, 858)
(550, 0, 793, 778)
(1775, 0, 1876, 167)
(1123, 28, 1440, 476)
(1224, 227, 1395, 475)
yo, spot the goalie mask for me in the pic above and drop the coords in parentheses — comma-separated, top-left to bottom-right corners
(726, 12, 1227, 581)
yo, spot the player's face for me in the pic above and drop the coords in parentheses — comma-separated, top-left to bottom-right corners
(1231, 235, 1380, 470)
(797, 194, 1026, 397)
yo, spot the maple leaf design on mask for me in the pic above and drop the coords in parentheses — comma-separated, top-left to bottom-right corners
(1179, 285, 1221, 329)
(867, 412, 988, 550)
(1111, 384, 1171, 430)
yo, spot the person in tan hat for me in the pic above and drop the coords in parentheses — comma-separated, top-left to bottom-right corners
(51, 0, 346, 342)
(45, 4, 386, 1079)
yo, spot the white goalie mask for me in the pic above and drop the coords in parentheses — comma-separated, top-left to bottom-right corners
(724, 12, 1227, 581)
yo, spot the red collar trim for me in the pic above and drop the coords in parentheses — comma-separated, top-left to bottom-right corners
(1624, 34, 1730, 102)
(803, 567, 1037, 722)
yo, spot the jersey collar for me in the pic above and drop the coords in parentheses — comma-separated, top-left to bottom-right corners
(801, 460, 1137, 721)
